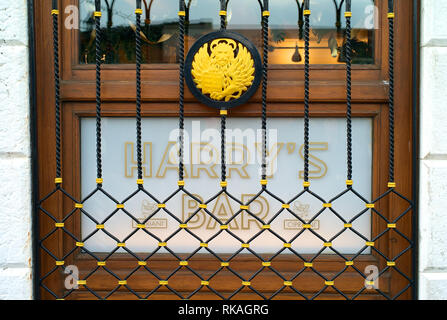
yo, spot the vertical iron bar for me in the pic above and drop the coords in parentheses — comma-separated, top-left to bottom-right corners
(220, 0, 228, 184)
(345, 0, 353, 182)
(52, 0, 61, 180)
(95, 0, 103, 182)
(303, 0, 310, 185)
(261, 0, 269, 182)
(388, 0, 395, 183)
(136, 0, 143, 182)
(178, 0, 186, 182)
(220, 0, 227, 30)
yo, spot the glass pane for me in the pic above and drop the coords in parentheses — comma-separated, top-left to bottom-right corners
(79, 0, 375, 65)
(80, 117, 372, 254)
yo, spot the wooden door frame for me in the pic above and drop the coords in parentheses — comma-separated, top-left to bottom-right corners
(33, 0, 416, 299)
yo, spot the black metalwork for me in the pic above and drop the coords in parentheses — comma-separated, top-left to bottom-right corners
(37, 0, 416, 300)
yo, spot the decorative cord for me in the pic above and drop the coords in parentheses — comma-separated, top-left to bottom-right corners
(303, 0, 310, 184)
(136, 1, 143, 181)
(220, 0, 228, 184)
(52, 1, 61, 179)
(221, 111, 227, 182)
(178, 0, 186, 182)
(95, 0, 103, 181)
(220, 0, 227, 31)
(260, 1, 269, 182)
(345, 1, 353, 182)
(388, 0, 395, 183)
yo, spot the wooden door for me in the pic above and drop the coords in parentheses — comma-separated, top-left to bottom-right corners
(34, 0, 416, 300)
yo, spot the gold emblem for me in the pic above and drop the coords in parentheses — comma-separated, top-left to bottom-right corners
(191, 38, 255, 102)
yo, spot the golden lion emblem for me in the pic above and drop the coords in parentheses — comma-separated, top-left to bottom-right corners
(191, 38, 255, 101)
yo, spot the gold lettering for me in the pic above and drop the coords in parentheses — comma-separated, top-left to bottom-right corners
(286, 142, 296, 154)
(156, 141, 189, 178)
(240, 194, 269, 230)
(299, 142, 328, 179)
(124, 142, 152, 178)
(255, 143, 284, 178)
(227, 143, 250, 179)
(206, 193, 239, 230)
(182, 194, 206, 229)
(190, 143, 218, 179)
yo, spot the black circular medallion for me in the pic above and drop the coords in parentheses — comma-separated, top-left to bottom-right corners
(185, 31, 262, 110)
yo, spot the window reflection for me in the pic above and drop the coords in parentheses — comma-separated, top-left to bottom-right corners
(79, 0, 375, 65)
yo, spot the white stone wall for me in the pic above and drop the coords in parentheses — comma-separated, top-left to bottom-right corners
(0, 0, 33, 299)
(419, 0, 447, 300)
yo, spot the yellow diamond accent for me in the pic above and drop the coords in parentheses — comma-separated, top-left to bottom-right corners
(388, 182, 396, 188)
(262, 262, 271, 267)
